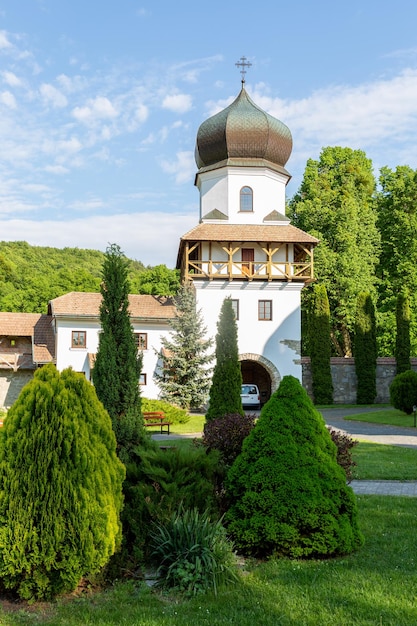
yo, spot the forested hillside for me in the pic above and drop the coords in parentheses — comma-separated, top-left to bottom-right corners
(0, 241, 147, 313)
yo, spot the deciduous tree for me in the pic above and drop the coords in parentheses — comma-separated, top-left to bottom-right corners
(289, 147, 380, 356)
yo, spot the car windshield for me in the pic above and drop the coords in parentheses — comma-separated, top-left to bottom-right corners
(241, 385, 257, 395)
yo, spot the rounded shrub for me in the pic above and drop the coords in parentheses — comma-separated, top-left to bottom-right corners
(141, 398, 190, 424)
(0, 365, 125, 601)
(225, 375, 363, 558)
(202, 413, 256, 466)
(389, 370, 417, 414)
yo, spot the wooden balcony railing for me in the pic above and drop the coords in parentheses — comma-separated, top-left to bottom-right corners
(183, 259, 313, 281)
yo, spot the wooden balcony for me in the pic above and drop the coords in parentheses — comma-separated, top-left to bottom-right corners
(183, 258, 314, 282)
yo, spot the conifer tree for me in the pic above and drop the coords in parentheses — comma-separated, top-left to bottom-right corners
(92, 243, 144, 462)
(354, 292, 377, 404)
(0, 365, 125, 601)
(225, 376, 363, 558)
(395, 290, 411, 374)
(309, 283, 333, 404)
(206, 298, 243, 420)
(154, 282, 213, 409)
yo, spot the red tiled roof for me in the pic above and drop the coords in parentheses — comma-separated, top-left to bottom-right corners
(0, 313, 55, 363)
(49, 292, 176, 320)
(179, 223, 319, 244)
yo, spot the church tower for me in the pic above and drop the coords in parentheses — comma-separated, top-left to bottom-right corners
(176, 59, 317, 402)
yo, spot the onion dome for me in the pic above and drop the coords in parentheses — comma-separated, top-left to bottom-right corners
(195, 86, 292, 171)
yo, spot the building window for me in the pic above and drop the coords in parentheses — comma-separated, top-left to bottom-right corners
(240, 186, 253, 212)
(135, 333, 148, 350)
(139, 373, 147, 385)
(258, 300, 272, 321)
(72, 331, 86, 348)
(231, 299, 239, 320)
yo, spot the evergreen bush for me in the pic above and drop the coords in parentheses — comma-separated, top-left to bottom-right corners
(225, 376, 363, 558)
(141, 398, 190, 424)
(354, 292, 377, 404)
(150, 507, 238, 596)
(206, 298, 243, 420)
(202, 413, 256, 466)
(0, 365, 125, 601)
(389, 370, 417, 414)
(121, 445, 223, 563)
(309, 284, 333, 404)
(395, 290, 411, 374)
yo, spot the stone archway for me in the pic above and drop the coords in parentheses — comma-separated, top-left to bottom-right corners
(239, 353, 281, 405)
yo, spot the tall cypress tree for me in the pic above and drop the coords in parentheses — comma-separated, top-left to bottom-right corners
(395, 290, 411, 374)
(354, 292, 377, 404)
(154, 282, 213, 409)
(309, 283, 333, 404)
(206, 298, 243, 421)
(92, 243, 144, 463)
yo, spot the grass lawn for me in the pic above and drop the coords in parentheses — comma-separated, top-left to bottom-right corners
(353, 442, 417, 480)
(1, 496, 417, 625)
(344, 407, 417, 428)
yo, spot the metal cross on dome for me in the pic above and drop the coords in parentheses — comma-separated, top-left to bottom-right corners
(235, 56, 252, 83)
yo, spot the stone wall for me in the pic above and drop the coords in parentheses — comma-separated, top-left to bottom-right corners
(301, 357, 417, 404)
(0, 370, 33, 409)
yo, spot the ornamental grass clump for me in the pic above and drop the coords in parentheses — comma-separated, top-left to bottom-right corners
(0, 364, 125, 601)
(150, 507, 238, 596)
(225, 375, 363, 559)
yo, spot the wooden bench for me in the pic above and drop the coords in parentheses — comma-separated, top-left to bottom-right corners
(143, 411, 171, 435)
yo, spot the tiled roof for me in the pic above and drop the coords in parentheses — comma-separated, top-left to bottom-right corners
(179, 223, 319, 244)
(49, 292, 176, 320)
(0, 313, 55, 363)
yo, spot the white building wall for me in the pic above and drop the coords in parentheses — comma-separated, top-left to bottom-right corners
(194, 280, 303, 381)
(54, 318, 172, 400)
(198, 166, 288, 223)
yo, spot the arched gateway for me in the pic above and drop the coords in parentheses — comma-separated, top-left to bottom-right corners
(240, 353, 281, 406)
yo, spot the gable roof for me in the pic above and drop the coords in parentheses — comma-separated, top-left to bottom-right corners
(0, 312, 55, 364)
(49, 292, 176, 321)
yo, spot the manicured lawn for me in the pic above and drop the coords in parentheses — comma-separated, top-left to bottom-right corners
(353, 442, 417, 480)
(344, 407, 417, 428)
(2, 496, 417, 625)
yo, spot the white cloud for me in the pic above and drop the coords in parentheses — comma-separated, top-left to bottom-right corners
(160, 150, 195, 184)
(40, 83, 68, 108)
(44, 164, 69, 174)
(0, 212, 197, 266)
(0, 30, 12, 49)
(0, 91, 16, 108)
(2, 71, 22, 87)
(162, 93, 192, 114)
(72, 96, 118, 124)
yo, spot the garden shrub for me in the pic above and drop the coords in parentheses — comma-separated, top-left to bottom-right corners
(141, 398, 190, 424)
(327, 427, 358, 483)
(225, 375, 363, 558)
(202, 413, 256, 466)
(0, 365, 125, 601)
(122, 445, 224, 563)
(389, 370, 417, 414)
(150, 507, 238, 596)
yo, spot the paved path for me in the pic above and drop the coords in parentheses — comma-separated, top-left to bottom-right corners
(321, 407, 417, 497)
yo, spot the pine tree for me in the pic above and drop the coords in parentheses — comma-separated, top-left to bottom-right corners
(92, 243, 144, 463)
(309, 283, 333, 404)
(0, 365, 125, 601)
(395, 290, 411, 374)
(225, 376, 363, 558)
(154, 282, 213, 409)
(206, 298, 243, 421)
(354, 292, 377, 404)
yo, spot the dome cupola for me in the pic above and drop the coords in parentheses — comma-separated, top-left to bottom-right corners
(195, 86, 292, 172)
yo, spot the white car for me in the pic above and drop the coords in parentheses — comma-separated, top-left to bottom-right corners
(241, 384, 261, 410)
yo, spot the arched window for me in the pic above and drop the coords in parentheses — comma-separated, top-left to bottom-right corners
(240, 186, 253, 212)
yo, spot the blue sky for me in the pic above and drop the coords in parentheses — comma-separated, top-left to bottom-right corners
(1, 1, 417, 266)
